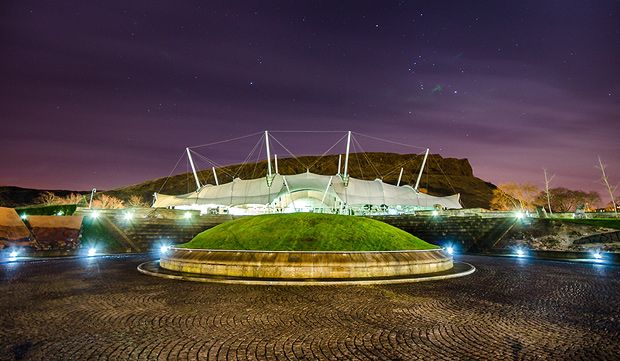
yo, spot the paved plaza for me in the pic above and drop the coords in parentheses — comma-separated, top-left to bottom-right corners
(1, 254, 619, 360)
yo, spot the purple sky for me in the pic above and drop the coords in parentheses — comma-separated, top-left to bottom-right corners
(1, 1, 619, 199)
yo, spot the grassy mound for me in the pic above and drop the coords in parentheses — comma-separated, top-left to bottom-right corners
(179, 213, 438, 251)
(560, 218, 620, 230)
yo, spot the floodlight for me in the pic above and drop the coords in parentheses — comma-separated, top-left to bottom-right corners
(446, 246, 454, 255)
(160, 245, 170, 253)
(91, 211, 100, 219)
(123, 212, 133, 221)
(20, 214, 27, 220)
(9, 250, 18, 259)
(515, 248, 525, 257)
(592, 251, 603, 261)
(87, 247, 97, 257)
(515, 211, 525, 219)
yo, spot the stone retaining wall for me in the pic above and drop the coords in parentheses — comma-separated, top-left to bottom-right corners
(573, 231, 620, 245)
(28, 215, 83, 250)
(78, 210, 518, 252)
(495, 219, 620, 251)
(0, 207, 34, 248)
(369, 215, 516, 251)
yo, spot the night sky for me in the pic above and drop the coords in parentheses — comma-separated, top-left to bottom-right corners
(1, 1, 619, 197)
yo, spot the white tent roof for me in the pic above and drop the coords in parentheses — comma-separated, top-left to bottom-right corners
(154, 172, 461, 209)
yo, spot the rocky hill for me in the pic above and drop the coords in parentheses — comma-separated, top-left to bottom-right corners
(1, 153, 497, 208)
(106, 152, 496, 208)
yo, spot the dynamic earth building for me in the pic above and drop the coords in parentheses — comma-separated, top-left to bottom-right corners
(153, 131, 462, 215)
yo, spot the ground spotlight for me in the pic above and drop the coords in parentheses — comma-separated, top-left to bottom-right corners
(592, 250, 603, 262)
(123, 212, 134, 221)
(515, 211, 525, 219)
(184, 212, 193, 219)
(9, 250, 18, 260)
(515, 248, 525, 257)
(20, 213, 28, 220)
(87, 247, 97, 257)
(91, 211, 100, 219)
(160, 245, 171, 254)
(445, 246, 454, 255)
(431, 210, 439, 217)
(56, 211, 64, 216)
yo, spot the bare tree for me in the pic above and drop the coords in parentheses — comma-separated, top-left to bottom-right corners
(598, 156, 618, 217)
(490, 182, 540, 211)
(92, 194, 125, 209)
(535, 187, 600, 212)
(490, 188, 517, 210)
(543, 168, 555, 216)
(59, 193, 87, 205)
(128, 195, 149, 208)
(37, 191, 57, 205)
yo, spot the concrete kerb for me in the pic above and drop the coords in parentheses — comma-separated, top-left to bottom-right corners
(0, 253, 143, 265)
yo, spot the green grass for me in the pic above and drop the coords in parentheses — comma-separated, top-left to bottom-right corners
(80, 217, 127, 252)
(179, 213, 438, 251)
(558, 218, 620, 230)
(15, 204, 78, 216)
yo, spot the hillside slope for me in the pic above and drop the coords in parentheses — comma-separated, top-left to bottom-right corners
(107, 152, 496, 208)
(0, 186, 89, 208)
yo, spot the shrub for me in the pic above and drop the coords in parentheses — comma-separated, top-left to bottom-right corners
(91, 194, 124, 209)
(128, 195, 149, 208)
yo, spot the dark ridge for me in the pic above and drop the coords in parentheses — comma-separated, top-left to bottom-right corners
(1, 153, 496, 208)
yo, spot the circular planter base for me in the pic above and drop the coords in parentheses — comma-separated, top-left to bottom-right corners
(138, 260, 475, 285)
(139, 248, 475, 285)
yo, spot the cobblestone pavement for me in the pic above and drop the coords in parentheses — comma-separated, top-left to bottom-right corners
(1, 255, 619, 360)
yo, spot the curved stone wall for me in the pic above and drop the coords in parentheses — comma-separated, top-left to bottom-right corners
(159, 248, 453, 279)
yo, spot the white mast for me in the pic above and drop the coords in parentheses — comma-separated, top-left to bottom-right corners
(414, 148, 430, 191)
(321, 176, 333, 205)
(89, 188, 96, 209)
(265, 131, 273, 180)
(337, 154, 342, 175)
(186, 147, 201, 191)
(274, 154, 279, 174)
(397, 167, 404, 187)
(343, 131, 351, 185)
(212, 166, 219, 186)
(283, 176, 296, 212)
